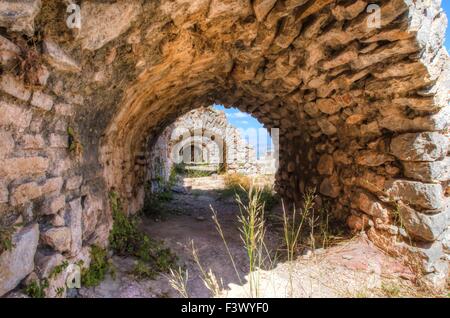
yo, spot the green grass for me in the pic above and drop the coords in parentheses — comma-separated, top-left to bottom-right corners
(109, 191, 178, 275)
(81, 246, 112, 288)
(131, 260, 157, 280)
(0, 226, 14, 254)
(25, 279, 49, 298)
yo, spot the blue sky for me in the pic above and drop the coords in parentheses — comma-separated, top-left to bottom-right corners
(215, 4, 450, 157)
(444, 2, 450, 48)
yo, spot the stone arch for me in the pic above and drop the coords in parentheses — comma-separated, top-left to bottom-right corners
(0, 0, 449, 295)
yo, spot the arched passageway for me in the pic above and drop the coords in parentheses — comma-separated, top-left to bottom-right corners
(0, 0, 448, 296)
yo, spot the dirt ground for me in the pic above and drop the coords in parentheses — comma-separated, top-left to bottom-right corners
(79, 176, 431, 298)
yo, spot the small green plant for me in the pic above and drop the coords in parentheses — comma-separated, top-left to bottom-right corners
(0, 225, 15, 254)
(49, 260, 69, 279)
(109, 192, 177, 276)
(55, 287, 65, 297)
(25, 279, 49, 298)
(81, 246, 112, 288)
(67, 127, 83, 158)
(131, 260, 156, 280)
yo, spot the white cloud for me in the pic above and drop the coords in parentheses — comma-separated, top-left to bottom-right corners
(228, 112, 249, 119)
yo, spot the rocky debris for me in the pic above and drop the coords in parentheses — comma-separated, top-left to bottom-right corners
(0, 224, 39, 297)
(0, 0, 41, 35)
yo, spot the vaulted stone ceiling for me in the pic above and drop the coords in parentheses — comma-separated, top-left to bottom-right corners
(0, 0, 449, 295)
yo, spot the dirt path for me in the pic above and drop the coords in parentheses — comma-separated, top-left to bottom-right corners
(79, 176, 420, 298)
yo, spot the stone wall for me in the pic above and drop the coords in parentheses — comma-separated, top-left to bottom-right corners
(149, 106, 261, 184)
(0, 0, 449, 295)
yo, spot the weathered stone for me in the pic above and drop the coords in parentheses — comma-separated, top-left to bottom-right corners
(31, 91, 54, 111)
(68, 199, 82, 257)
(42, 195, 65, 216)
(390, 132, 449, 162)
(253, 0, 277, 22)
(0, 182, 8, 203)
(82, 194, 103, 241)
(402, 157, 450, 183)
(319, 174, 340, 198)
(51, 213, 65, 228)
(355, 150, 395, 167)
(317, 154, 334, 175)
(43, 40, 81, 73)
(20, 134, 45, 150)
(0, 74, 31, 101)
(400, 204, 448, 242)
(0, 0, 41, 35)
(79, 1, 142, 51)
(304, 102, 321, 118)
(65, 176, 83, 191)
(347, 214, 369, 231)
(0, 35, 20, 68)
(354, 192, 390, 222)
(36, 65, 50, 86)
(54, 103, 74, 117)
(0, 224, 39, 297)
(40, 227, 71, 253)
(385, 180, 444, 211)
(49, 134, 68, 148)
(35, 252, 65, 278)
(316, 98, 342, 115)
(0, 131, 14, 159)
(333, 150, 352, 165)
(345, 114, 365, 125)
(0, 101, 32, 130)
(41, 177, 64, 196)
(317, 118, 337, 136)
(0, 157, 49, 180)
(0, 0, 448, 289)
(331, 0, 366, 21)
(10, 182, 42, 206)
